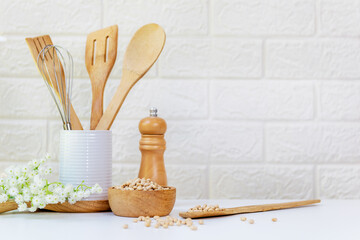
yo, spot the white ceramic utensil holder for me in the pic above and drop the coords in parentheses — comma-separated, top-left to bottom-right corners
(59, 130, 112, 201)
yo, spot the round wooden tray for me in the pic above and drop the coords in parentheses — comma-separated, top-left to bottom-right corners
(45, 200, 110, 213)
(0, 200, 110, 214)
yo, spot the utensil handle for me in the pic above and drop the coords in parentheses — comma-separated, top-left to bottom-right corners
(70, 104, 83, 130)
(90, 89, 104, 130)
(0, 201, 18, 214)
(227, 199, 321, 215)
(95, 80, 131, 130)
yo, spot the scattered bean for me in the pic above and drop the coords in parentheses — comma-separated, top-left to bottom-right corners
(198, 220, 204, 225)
(248, 219, 254, 224)
(123, 224, 128, 229)
(272, 218, 277, 222)
(241, 217, 247, 221)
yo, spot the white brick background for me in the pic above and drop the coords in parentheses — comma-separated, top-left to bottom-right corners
(0, 0, 359, 199)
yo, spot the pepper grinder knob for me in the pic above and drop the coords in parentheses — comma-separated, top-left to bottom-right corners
(138, 108, 167, 186)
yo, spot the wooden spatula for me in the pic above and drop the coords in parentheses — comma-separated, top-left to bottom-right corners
(26, 35, 83, 130)
(179, 199, 321, 219)
(95, 23, 166, 130)
(85, 25, 118, 130)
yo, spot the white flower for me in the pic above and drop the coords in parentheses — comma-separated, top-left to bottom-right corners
(8, 187, 19, 196)
(70, 192, 80, 201)
(59, 197, 66, 203)
(37, 189, 46, 197)
(18, 203, 27, 212)
(30, 184, 39, 194)
(13, 167, 21, 177)
(45, 153, 52, 159)
(77, 191, 85, 199)
(40, 158, 46, 164)
(31, 159, 40, 167)
(68, 198, 76, 204)
(23, 194, 31, 202)
(32, 196, 41, 207)
(15, 195, 24, 204)
(84, 189, 91, 198)
(91, 184, 103, 194)
(48, 184, 56, 192)
(53, 187, 62, 195)
(45, 195, 55, 204)
(22, 166, 29, 174)
(17, 176, 26, 185)
(29, 206, 37, 212)
(22, 187, 30, 195)
(0, 178, 5, 185)
(0, 193, 8, 203)
(38, 202, 46, 209)
(8, 177, 17, 186)
(44, 168, 51, 175)
(64, 184, 73, 194)
(6, 167, 15, 176)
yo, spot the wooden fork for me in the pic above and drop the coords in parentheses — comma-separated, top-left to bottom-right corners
(26, 35, 83, 130)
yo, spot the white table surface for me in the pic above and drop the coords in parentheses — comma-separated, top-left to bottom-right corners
(0, 199, 359, 240)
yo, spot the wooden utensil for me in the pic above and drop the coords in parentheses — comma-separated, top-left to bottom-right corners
(0, 200, 110, 214)
(179, 199, 321, 219)
(108, 186, 176, 217)
(95, 23, 166, 130)
(26, 35, 83, 130)
(86, 25, 118, 130)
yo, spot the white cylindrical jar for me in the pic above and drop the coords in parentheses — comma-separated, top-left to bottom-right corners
(59, 130, 112, 200)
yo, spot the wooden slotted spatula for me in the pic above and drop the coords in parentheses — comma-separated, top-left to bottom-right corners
(179, 199, 321, 219)
(85, 25, 118, 130)
(26, 35, 83, 130)
(95, 23, 166, 130)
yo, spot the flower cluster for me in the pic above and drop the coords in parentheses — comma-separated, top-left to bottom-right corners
(0, 153, 102, 212)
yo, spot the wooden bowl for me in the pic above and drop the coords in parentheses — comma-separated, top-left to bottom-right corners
(108, 186, 176, 217)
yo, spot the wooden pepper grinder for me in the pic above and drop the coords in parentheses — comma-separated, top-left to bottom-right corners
(138, 107, 167, 186)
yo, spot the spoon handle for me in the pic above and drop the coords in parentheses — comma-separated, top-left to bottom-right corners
(95, 79, 131, 130)
(225, 199, 321, 215)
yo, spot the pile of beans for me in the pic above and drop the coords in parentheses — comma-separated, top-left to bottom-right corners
(114, 178, 170, 191)
(187, 204, 223, 212)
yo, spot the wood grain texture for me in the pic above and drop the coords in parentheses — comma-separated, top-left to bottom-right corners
(95, 23, 166, 130)
(86, 25, 118, 130)
(25, 35, 83, 130)
(138, 115, 167, 186)
(179, 199, 321, 219)
(108, 186, 176, 217)
(0, 200, 110, 214)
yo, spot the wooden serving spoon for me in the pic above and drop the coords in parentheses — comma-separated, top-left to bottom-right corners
(95, 23, 166, 130)
(26, 35, 83, 130)
(0, 200, 110, 214)
(179, 199, 321, 219)
(86, 25, 118, 130)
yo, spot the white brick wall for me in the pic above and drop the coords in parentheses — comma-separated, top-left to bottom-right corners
(0, 0, 359, 199)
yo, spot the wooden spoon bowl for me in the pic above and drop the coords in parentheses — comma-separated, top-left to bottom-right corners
(108, 186, 176, 217)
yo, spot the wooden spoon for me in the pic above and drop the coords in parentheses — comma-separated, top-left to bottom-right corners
(179, 199, 321, 219)
(0, 200, 110, 213)
(85, 25, 118, 130)
(95, 23, 166, 130)
(26, 35, 83, 130)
